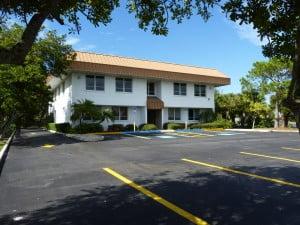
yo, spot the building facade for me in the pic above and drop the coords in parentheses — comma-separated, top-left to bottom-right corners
(48, 52, 230, 129)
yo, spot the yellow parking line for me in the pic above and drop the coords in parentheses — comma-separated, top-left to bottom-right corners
(240, 151, 300, 164)
(103, 167, 209, 225)
(281, 147, 300, 151)
(182, 158, 300, 188)
(42, 144, 54, 148)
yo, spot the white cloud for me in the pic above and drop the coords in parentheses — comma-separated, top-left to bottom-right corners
(65, 37, 80, 45)
(233, 22, 267, 46)
(77, 44, 96, 51)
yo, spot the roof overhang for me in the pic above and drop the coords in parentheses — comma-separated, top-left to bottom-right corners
(69, 61, 230, 86)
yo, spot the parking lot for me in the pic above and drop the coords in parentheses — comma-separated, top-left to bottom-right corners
(0, 129, 300, 225)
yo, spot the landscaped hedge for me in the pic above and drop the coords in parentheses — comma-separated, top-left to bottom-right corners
(47, 123, 71, 133)
(163, 122, 185, 130)
(140, 124, 158, 131)
(107, 124, 125, 132)
(189, 119, 233, 129)
(70, 123, 103, 134)
(124, 124, 138, 131)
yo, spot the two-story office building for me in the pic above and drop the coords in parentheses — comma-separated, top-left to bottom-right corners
(48, 51, 230, 129)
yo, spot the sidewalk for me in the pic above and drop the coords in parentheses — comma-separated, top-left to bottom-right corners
(226, 128, 299, 133)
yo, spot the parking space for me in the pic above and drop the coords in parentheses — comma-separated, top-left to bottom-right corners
(0, 129, 300, 225)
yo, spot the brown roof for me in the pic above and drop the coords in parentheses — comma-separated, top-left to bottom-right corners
(147, 96, 164, 110)
(69, 51, 230, 86)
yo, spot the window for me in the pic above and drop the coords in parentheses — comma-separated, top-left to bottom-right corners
(147, 82, 155, 95)
(174, 83, 186, 95)
(86, 75, 105, 91)
(62, 82, 65, 93)
(194, 84, 206, 97)
(188, 108, 201, 120)
(116, 78, 132, 92)
(112, 106, 128, 120)
(168, 108, 181, 120)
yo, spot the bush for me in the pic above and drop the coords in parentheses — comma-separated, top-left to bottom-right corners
(124, 124, 138, 131)
(107, 124, 125, 132)
(163, 122, 185, 130)
(47, 122, 70, 133)
(138, 123, 146, 130)
(257, 117, 274, 128)
(140, 123, 158, 131)
(188, 119, 233, 129)
(70, 123, 103, 134)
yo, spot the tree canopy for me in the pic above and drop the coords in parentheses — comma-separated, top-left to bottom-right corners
(0, 0, 218, 65)
(0, 24, 73, 136)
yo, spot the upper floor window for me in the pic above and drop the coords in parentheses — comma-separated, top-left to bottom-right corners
(194, 84, 206, 97)
(112, 106, 128, 120)
(147, 82, 155, 95)
(86, 75, 105, 91)
(116, 78, 132, 92)
(174, 83, 186, 96)
(168, 108, 181, 120)
(188, 108, 200, 120)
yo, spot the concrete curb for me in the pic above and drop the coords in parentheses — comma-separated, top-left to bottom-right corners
(0, 130, 16, 175)
(226, 128, 298, 133)
(48, 129, 104, 142)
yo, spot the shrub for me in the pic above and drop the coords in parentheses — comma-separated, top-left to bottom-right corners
(201, 119, 233, 129)
(124, 124, 138, 131)
(107, 124, 125, 132)
(189, 123, 202, 129)
(138, 123, 146, 130)
(47, 122, 71, 133)
(71, 123, 103, 134)
(163, 122, 185, 130)
(188, 119, 233, 129)
(140, 123, 158, 131)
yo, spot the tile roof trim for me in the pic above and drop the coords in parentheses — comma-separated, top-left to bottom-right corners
(69, 61, 230, 86)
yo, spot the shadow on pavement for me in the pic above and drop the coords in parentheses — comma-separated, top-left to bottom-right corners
(0, 165, 300, 225)
(12, 129, 82, 148)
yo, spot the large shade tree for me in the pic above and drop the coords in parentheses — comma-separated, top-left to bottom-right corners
(0, 24, 74, 136)
(0, 0, 218, 65)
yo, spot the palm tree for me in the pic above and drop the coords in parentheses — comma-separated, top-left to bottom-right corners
(71, 99, 114, 129)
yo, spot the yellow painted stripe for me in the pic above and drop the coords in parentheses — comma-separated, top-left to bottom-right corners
(281, 147, 300, 151)
(182, 158, 300, 188)
(240, 151, 300, 164)
(103, 168, 209, 225)
(42, 144, 54, 148)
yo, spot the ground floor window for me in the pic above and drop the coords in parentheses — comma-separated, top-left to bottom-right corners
(168, 108, 181, 120)
(188, 108, 200, 120)
(112, 106, 128, 120)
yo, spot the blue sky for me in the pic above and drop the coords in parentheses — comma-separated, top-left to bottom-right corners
(42, 6, 266, 93)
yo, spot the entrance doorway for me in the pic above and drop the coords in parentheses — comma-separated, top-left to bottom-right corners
(147, 109, 161, 128)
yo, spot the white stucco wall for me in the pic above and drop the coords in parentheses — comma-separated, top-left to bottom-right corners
(52, 76, 72, 123)
(51, 72, 217, 127)
(71, 73, 147, 106)
(160, 81, 215, 109)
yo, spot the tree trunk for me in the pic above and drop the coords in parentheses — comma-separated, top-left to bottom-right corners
(274, 100, 279, 128)
(252, 117, 256, 129)
(286, 29, 300, 134)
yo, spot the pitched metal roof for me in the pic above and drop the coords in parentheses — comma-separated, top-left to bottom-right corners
(69, 51, 230, 86)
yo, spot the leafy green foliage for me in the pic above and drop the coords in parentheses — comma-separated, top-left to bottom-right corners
(163, 122, 185, 130)
(189, 118, 233, 129)
(70, 123, 104, 134)
(47, 122, 71, 133)
(0, 24, 73, 135)
(0, 0, 219, 65)
(124, 124, 138, 131)
(140, 124, 158, 131)
(107, 124, 125, 132)
(70, 99, 114, 127)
